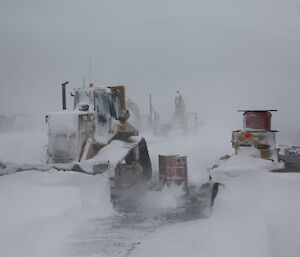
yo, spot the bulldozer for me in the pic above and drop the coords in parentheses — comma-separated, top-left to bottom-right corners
(46, 83, 152, 202)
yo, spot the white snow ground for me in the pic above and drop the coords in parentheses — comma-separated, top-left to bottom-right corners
(0, 169, 113, 257)
(0, 128, 300, 257)
(131, 155, 300, 257)
(0, 132, 114, 257)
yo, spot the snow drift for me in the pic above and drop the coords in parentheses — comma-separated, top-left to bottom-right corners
(130, 155, 300, 257)
(0, 170, 113, 257)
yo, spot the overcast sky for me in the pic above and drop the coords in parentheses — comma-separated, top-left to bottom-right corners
(0, 0, 300, 137)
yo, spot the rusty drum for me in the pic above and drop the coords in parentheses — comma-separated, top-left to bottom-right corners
(159, 155, 188, 190)
(243, 111, 272, 131)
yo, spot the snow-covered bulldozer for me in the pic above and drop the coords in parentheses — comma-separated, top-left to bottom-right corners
(46, 84, 152, 200)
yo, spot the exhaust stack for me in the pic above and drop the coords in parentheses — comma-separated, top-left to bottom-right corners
(61, 81, 69, 110)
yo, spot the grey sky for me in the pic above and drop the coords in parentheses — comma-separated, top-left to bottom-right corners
(0, 0, 300, 137)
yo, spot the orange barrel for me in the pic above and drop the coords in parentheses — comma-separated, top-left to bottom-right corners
(243, 111, 271, 131)
(159, 155, 188, 190)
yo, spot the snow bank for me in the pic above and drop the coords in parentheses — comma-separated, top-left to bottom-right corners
(130, 156, 300, 257)
(0, 170, 113, 257)
(211, 156, 300, 257)
(210, 153, 282, 183)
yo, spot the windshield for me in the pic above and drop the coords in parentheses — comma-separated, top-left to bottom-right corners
(94, 89, 111, 117)
(74, 88, 94, 110)
(74, 88, 122, 120)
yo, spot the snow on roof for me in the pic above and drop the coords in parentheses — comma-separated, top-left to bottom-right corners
(46, 110, 89, 116)
(77, 86, 112, 93)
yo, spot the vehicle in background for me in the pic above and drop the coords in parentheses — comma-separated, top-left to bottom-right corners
(232, 110, 278, 161)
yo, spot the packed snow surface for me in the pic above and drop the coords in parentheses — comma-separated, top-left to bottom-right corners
(1, 128, 300, 257)
(0, 170, 113, 257)
(131, 155, 300, 257)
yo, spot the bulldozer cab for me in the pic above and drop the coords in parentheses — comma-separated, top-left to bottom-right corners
(74, 87, 124, 121)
